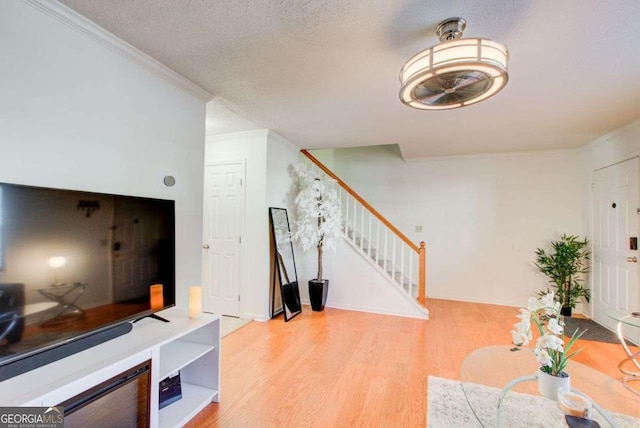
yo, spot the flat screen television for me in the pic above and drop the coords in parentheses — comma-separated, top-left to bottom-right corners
(0, 182, 175, 380)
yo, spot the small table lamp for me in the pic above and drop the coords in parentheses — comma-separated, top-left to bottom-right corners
(48, 256, 67, 286)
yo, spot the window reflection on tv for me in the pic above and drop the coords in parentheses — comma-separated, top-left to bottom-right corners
(0, 182, 175, 367)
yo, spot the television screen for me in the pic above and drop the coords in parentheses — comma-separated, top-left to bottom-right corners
(0, 182, 175, 369)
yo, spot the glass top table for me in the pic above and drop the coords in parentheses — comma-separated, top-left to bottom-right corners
(37, 282, 86, 324)
(607, 310, 640, 330)
(461, 346, 640, 427)
(607, 310, 640, 395)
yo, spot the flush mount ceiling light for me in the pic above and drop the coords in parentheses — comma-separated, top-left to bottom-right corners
(399, 17, 509, 110)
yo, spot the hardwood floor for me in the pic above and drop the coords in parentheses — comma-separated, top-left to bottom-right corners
(187, 299, 637, 428)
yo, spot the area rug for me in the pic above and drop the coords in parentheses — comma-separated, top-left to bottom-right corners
(221, 316, 251, 338)
(563, 317, 624, 345)
(426, 376, 639, 428)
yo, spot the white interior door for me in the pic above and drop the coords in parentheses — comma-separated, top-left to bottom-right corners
(112, 199, 157, 303)
(593, 157, 639, 344)
(202, 161, 244, 316)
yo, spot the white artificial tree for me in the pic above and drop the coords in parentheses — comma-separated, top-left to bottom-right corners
(292, 163, 342, 281)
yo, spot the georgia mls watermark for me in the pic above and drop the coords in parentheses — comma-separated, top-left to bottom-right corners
(0, 407, 64, 428)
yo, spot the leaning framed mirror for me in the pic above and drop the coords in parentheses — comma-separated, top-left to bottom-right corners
(268, 207, 301, 322)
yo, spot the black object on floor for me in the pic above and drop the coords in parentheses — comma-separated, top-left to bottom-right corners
(565, 415, 601, 428)
(309, 279, 329, 311)
(563, 317, 627, 345)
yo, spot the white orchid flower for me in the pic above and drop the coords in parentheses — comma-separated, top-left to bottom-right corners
(511, 292, 585, 376)
(511, 330, 527, 346)
(537, 333, 564, 352)
(539, 292, 559, 316)
(539, 292, 554, 307)
(534, 348, 553, 367)
(511, 321, 532, 346)
(527, 297, 540, 312)
(547, 318, 563, 336)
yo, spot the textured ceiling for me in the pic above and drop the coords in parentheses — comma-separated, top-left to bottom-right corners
(59, 0, 640, 158)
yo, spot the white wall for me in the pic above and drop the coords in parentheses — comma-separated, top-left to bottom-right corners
(266, 132, 300, 212)
(581, 119, 640, 316)
(0, 1, 206, 310)
(322, 146, 584, 307)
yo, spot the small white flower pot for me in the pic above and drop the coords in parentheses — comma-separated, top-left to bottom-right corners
(537, 369, 570, 400)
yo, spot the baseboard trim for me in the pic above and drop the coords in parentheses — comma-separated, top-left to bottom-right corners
(426, 293, 521, 308)
(242, 312, 270, 322)
(324, 301, 429, 320)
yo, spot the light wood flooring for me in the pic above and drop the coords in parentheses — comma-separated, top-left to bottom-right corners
(187, 299, 637, 428)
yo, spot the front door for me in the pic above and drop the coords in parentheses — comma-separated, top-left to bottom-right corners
(593, 157, 640, 344)
(202, 161, 244, 316)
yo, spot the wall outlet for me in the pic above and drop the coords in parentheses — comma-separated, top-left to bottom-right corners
(415, 225, 423, 233)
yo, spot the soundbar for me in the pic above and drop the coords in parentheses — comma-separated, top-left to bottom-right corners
(0, 322, 133, 382)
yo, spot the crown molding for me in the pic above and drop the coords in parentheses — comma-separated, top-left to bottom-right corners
(267, 130, 301, 152)
(205, 129, 302, 153)
(21, 0, 214, 102)
(404, 147, 581, 163)
(581, 118, 640, 153)
(206, 129, 270, 143)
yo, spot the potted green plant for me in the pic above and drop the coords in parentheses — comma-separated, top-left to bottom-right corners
(534, 234, 591, 316)
(292, 163, 342, 311)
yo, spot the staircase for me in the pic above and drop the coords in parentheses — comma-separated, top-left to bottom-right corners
(348, 228, 422, 296)
(300, 150, 427, 315)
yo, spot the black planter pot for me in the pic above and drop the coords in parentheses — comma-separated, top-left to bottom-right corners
(309, 279, 329, 312)
(560, 306, 572, 317)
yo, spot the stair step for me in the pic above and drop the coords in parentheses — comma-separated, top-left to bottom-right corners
(354, 236, 365, 244)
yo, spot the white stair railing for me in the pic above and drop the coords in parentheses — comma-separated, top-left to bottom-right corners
(300, 150, 426, 306)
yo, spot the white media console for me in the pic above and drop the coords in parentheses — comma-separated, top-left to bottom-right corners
(0, 307, 221, 428)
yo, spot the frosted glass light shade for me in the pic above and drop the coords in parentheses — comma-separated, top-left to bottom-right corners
(189, 286, 202, 319)
(399, 38, 509, 110)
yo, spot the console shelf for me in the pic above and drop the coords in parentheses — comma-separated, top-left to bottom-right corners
(159, 340, 215, 380)
(0, 307, 221, 428)
(157, 313, 220, 427)
(159, 382, 218, 428)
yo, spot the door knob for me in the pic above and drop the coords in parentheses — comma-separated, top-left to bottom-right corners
(203, 244, 210, 249)
(627, 256, 637, 263)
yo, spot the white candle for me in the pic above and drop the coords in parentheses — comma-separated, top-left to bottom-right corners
(189, 286, 202, 319)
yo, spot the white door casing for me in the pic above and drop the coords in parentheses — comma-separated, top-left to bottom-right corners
(202, 161, 245, 316)
(592, 157, 639, 344)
